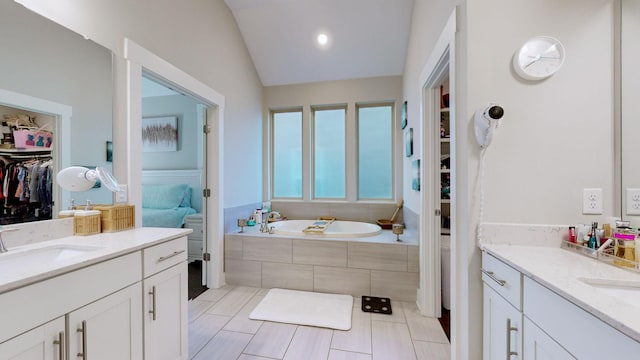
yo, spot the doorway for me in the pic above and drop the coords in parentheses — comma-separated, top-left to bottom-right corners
(121, 39, 226, 290)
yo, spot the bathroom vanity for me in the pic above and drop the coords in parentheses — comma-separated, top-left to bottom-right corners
(0, 227, 190, 360)
(481, 244, 640, 359)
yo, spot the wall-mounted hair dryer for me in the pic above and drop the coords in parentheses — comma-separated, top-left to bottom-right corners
(473, 104, 504, 148)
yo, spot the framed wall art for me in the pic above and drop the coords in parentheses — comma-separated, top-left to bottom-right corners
(142, 115, 178, 152)
(405, 127, 413, 157)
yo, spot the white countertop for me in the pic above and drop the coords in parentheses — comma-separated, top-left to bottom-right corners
(0, 227, 191, 294)
(482, 243, 640, 342)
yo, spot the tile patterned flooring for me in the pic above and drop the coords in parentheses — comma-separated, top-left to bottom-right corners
(189, 286, 451, 360)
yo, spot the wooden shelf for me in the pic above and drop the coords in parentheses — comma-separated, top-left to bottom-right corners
(0, 148, 52, 153)
(441, 199, 451, 204)
(440, 138, 451, 143)
(440, 108, 450, 112)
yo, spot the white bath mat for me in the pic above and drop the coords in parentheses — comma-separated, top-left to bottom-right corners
(249, 288, 353, 330)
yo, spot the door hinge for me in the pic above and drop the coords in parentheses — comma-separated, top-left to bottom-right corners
(435, 209, 441, 216)
(203, 252, 211, 261)
(203, 188, 211, 198)
(203, 125, 211, 134)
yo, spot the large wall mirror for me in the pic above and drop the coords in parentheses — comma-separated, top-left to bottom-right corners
(621, 0, 640, 225)
(0, 1, 113, 224)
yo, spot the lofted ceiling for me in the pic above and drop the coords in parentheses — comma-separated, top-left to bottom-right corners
(224, 0, 415, 86)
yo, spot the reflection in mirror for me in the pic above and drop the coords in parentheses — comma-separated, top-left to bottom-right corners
(621, 0, 640, 225)
(0, 1, 113, 224)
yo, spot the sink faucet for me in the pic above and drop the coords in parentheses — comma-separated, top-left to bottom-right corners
(0, 227, 20, 253)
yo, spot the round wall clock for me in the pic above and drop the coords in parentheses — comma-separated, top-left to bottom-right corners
(513, 36, 565, 81)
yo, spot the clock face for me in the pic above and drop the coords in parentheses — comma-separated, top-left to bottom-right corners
(513, 36, 565, 80)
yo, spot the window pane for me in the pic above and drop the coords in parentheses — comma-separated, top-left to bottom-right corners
(358, 105, 392, 199)
(314, 108, 345, 198)
(273, 111, 302, 198)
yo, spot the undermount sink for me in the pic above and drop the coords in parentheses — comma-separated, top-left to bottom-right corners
(579, 277, 640, 305)
(0, 244, 105, 272)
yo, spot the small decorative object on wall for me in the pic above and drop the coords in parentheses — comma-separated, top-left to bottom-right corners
(142, 115, 178, 152)
(412, 159, 420, 191)
(106, 141, 113, 162)
(405, 128, 413, 157)
(401, 100, 408, 129)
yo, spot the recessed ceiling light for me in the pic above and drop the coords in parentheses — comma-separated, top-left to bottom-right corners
(317, 33, 328, 46)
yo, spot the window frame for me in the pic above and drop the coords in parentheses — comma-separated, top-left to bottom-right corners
(270, 107, 304, 200)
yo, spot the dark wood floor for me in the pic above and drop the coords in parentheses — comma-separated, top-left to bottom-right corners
(188, 260, 208, 300)
(439, 307, 451, 341)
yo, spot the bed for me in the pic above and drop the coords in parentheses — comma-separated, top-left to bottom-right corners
(141, 170, 202, 228)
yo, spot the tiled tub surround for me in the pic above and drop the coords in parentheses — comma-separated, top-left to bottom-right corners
(479, 222, 640, 344)
(225, 227, 419, 301)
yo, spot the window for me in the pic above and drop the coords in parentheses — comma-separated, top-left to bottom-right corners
(358, 104, 393, 199)
(313, 107, 345, 199)
(272, 110, 302, 198)
(270, 101, 394, 202)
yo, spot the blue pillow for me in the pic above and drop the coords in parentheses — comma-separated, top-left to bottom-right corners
(142, 183, 191, 209)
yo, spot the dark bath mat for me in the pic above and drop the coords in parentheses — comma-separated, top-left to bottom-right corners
(361, 296, 392, 314)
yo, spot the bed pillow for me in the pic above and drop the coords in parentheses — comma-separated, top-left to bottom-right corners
(142, 183, 191, 209)
(180, 187, 192, 208)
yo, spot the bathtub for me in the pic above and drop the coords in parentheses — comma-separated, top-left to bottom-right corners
(269, 220, 382, 238)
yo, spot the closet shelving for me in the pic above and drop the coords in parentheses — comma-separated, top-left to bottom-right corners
(439, 100, 451, 235)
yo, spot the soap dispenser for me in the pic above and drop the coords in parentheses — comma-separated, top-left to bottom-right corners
(58, 199, 76, 218)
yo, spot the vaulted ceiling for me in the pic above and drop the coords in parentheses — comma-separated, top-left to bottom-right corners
(224, 0, 415, 86)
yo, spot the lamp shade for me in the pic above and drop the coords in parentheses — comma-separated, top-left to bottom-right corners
(57, 166, 121, 192)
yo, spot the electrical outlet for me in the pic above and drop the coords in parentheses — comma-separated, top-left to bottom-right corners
(582, 188, 603, 215)
(626, 188, 640, 215)
(115, 184, 128, 203)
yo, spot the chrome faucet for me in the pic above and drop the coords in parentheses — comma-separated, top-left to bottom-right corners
(0, 227, 19, 253)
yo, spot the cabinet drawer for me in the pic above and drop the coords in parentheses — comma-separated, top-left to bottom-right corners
(482, 252, 522, 310)
(143, 237, 187, 277)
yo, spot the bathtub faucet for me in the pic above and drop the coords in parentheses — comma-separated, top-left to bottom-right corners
(259, 212, 270, 233)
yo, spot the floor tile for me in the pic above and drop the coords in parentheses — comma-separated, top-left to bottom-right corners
(243, 321, 297, 358)
(188, 299, 213, 323)
(413, 340, 451, 360)
(191, 330, 253, 360)
(371, 321, 417, 360)
(206, 286, 260, 316)
(188, 313, 231, 357)
(195, 285, 233, 302)
(223, 295, 264, 334)
(331, 307, 372, 354)
(284, 326, 332, 360)
(403, 302, 449, 343)
(328, 349, 373, 360)
(238, 355, 273, 360)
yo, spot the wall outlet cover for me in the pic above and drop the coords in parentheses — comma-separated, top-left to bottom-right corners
(626, 188, 640, 216)
(582, 188, 603, 215)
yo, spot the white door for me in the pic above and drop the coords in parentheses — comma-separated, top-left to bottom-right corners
(67, 283, 142, 360)
(144, 262, 188, 360)
(0, 317, 65, 360)
(483, 284, 521, 360)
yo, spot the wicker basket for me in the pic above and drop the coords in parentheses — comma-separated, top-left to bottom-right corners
(74, 211, 101, 235)
(93, 204, 135, 232)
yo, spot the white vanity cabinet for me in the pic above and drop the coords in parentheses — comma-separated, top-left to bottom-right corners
(482, 252, 522, 359)
(0, 317, 65, 360)
(142, 237, 188, 360)
(67, 283, 142, 360)
(522, 317, 574, 360)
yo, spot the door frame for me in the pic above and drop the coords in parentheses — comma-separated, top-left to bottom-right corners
(121, 39, 226, 288)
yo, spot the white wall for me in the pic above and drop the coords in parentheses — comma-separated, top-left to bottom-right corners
(142, 95, 201, 170)
(406, 0, 616, 358)
(0, 0, 113, 204)
(19, 0, 265, 209)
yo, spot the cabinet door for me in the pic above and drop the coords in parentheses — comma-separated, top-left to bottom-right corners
(484, 284, 521, 360)
(523, 317, 575, 360)
(0, 317, 65, 360)
(144, 262, 188, 360)
(68, 283, 142, 360)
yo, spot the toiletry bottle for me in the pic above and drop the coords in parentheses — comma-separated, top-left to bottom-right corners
(588, 222, 598, 249)
(568, 226, 576, 243)
(254, 209, 262, 225)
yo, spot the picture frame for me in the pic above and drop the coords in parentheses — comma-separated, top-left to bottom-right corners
(412, 159, 420, 191)
(405, 127, 413, 157)
(401, 100, 408, 129)
(142, 115, 178, 152)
